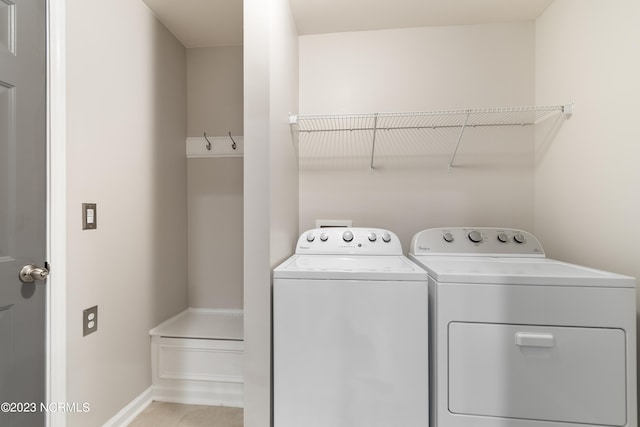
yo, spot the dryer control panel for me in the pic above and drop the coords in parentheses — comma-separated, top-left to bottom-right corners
(296, 227, 403, 255)
(410, 227, 545, 257)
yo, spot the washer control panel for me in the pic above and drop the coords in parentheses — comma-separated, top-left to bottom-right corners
(296, 228, 402, 255)
(410, 227, 544, 257)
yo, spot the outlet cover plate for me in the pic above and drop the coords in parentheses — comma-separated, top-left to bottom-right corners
(83, 305, 98, 336)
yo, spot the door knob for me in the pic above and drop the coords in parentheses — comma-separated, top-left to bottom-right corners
(19, 264, 49, 283)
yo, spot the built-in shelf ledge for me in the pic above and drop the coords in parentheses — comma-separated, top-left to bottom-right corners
(186, 136, 244, 158)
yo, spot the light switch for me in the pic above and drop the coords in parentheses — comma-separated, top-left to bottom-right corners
(82, 203, 97, 230)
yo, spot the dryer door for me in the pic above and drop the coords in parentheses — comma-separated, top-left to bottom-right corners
(448, 322, 627, 426)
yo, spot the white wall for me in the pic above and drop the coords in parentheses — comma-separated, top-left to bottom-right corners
(65, 0, 188, 424)
(298, 23, 536, 249)
(535, 1, 640, 407)
(187, 158, 243, 308)
(187, 46, 243, 309)
(187, 46, 243, 137)
(244, 0, 299, 424)
(535, 1, 640, 278)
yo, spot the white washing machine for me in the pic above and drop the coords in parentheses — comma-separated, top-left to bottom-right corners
(408, 227, 637, 427)
(273, 227, 429, 427)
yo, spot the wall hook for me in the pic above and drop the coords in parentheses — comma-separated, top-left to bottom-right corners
(229, 131, 237, 150)
(204, 132, 212, 150)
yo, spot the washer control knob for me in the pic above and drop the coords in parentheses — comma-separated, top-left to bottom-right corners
(342, 230, 354, 242)
(468, 230, 483, 243)
(368, 232, 377, 242)
(514, 233, 526, 244)
(381, 232, 391, 243)
(306, 233, 315, 242)
(443, 232, 454, 243)
(497, 232, 509, 243)
(320, 233, 329, 242)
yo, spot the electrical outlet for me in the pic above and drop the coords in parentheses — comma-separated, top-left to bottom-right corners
(83, 305, 98, 336)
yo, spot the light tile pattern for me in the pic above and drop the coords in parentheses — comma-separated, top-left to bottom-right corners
(129, 402, 243, 427)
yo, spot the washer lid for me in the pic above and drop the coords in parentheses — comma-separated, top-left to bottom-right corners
(273, 254, 429, 281)
(409, 255, 636, 287)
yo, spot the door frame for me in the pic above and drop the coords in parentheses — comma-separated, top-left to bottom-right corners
(47, 0, 67, 426)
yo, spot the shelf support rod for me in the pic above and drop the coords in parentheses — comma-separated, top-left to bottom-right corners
(448, 111, 471, 172)
(369, 113, 379, 173)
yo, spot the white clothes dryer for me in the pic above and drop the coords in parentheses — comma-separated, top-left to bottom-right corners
(409, 227, 637, 427)
(273, 227, 429, 427)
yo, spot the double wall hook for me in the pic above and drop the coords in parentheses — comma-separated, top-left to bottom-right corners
(202, 131, 238, 152)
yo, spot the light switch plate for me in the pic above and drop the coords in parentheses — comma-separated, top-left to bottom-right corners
(82, 203, 97, 230)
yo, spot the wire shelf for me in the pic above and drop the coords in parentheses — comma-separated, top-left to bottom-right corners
(290, 103, 573, 171)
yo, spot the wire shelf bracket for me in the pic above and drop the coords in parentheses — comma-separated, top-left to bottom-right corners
(448, 111, 471, 172)
(369, 113, 379, 173)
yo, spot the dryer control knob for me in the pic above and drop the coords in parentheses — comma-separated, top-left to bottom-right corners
(368, 232, 377, 242)
(468, 230, 483, 243)
(342, 230, 354, 242)
(443, 232, 454, 243)
(306, 233, 315, 242)
(381, 232, 391, 243)
(320, 233, 329, 241)
(514, 233, 526, 244)
(497, 232, 509, 243)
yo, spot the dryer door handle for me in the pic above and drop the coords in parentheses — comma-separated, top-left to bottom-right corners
(515, 332, 554, 348)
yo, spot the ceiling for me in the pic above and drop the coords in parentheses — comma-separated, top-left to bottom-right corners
(141, 0, 554, 48)
(141, 0, 243, 48)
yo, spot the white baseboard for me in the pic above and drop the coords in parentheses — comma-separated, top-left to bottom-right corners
(103, 382, 243, 427)
(103, 386, 153, 427)
(152, 384, 244, 408)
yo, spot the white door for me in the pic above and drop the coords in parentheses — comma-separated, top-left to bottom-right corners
(0, 0, 47, 425)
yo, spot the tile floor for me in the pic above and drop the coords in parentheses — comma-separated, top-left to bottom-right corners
(128, 402, 243, 427)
